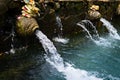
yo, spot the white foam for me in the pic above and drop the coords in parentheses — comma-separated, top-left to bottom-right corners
(94, 37, 111, 47)
(64, 63, 103, 80)
(36, 30, 102, 80)
(47, 57, 103, 80)
(53, 37, 69, 44)
(100, 18, 120, 40)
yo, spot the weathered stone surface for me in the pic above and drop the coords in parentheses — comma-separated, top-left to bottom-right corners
(0, 0, 119, 54)
(88, 10, 101, 20)
(0, 2, 8, 15)
(58, 0, 119, 2)
(16, 17, 39, 36)
(0, 0, 22, 28)
(117, 4, 120, 15)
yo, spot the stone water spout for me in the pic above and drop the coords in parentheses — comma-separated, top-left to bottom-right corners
(16, 0, 61, 36)
(87, 5, 101, 20)
(16, 17, 39, 36)
(16, 0, 40, 36)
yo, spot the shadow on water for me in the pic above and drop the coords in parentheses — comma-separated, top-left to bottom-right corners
(0, 45, 46, 80)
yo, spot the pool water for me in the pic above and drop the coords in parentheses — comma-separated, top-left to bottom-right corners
(0, 17, 120, 80)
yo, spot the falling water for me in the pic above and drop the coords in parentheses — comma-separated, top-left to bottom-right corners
(77, 22, 93, 40)
(53, 37, 69, 44)
(100, 18, 120, 40)
(10, 26, 15, 54)
(77, 20, 111, 47)
(84, 20, 100, 38)
(35, 30, 63, 64)
(77, 20, 100, 40)
(54, 15, 69, 44)
(55, 15, 63, 38)
(35, 30, 102, 80)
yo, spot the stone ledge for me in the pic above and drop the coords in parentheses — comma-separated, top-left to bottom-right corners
(58, 0, 120, 2)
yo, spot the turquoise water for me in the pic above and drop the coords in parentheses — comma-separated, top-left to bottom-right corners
(0, 18, 120, 80)
(24, 34, 120, 80)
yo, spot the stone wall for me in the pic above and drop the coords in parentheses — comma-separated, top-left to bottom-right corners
(0, 1, 120, 53)
(58, 0, 119, 2)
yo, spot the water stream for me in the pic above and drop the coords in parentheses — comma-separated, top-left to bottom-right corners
(77, 19, 120, 47)
(54, 15, 69, 44)
(77, 20, 100, 40)
(77, 22, 93, 40)
(10, 25, 15, 54)
(35, 30, 102, 80)
(0, 17, 120, 80)
(55, 15, 63, 38)
(100, 18, 120, 40)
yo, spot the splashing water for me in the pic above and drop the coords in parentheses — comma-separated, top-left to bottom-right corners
(77, 20, 111, 47)
(53, 37, 69, 44)
(94, 37, 112, 47)
(54, 15, 69, 44)
(100, 18, 120, 40)
(35, 30, 64, 65)
(85, 20, 100, 38)
(77, 20, 100, 40)
(77, 22, 94, 40)
(35, 30, 103, 80)
(80, 20, 99, 38)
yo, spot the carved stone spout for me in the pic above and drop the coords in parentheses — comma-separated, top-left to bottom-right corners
(16, 16, 39, 36)
(87, 5, 101, 20)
